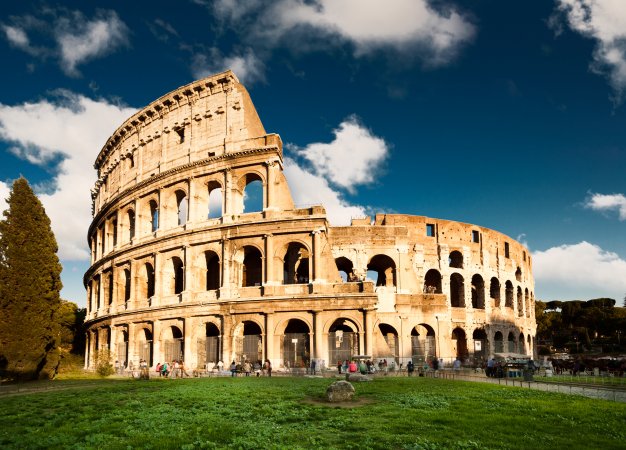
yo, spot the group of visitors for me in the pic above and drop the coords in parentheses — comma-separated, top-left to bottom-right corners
(155, 360, 190, 378)
(229, 359, 272, 377)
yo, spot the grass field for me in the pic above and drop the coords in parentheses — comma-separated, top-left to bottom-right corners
(1, 376, 625, 449)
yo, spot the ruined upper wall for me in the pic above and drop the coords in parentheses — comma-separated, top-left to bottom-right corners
(91, 70, 279, 215)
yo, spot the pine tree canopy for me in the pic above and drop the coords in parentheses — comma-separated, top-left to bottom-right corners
(0, 177, 63, 380)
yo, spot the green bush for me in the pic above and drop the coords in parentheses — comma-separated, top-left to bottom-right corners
(93, 350, 114, 377)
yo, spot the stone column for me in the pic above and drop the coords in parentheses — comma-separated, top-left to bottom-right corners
(84, 332, 90, 369)
(187, 177, 196, 224)
(264, 234, 274, 285)
(364, 308, 374, 357)
(223, 168, 232, 217)
(313, 310, 324, 362)
(184, 317, 194, 369)
(110, 326, 119, 363)
(312, 230, 321, 283)
(183, 245, 192, 295)
(152, 320, 161, 366)
(128, 322, 136, 367)
(265, 312, 275, 365)
(219, 239, 231, 298)
(153, 253, 161, 306)
(264, 160, 277, 211)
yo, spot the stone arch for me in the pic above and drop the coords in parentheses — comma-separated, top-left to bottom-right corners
(494, 330, 504, 353)
(162, 325, 184, 362)
(241, 245, 262, 287)
(207, 180, 223, 219)
(374, 323, 399, 362)
(203, 250, 220, 291)
(424, 269, 442, 294)
(519, 332, 526, 354)
(410, 324, 436, 362)
(472, 328, 488, 361)
(232, 320, 263, 363)
(149, 199, 159, 233)
(335, 256, 356, 282)
(525, 288, 530, 318)
(471, 274, 485, 309)
(175, 189, 188, 226)
(123, 268, 131, 303)
(282, 242, 310, 284)
(449, 250, 463, 269)
(239, 172, 264, 213)
(515, 266, 522, 282)
(328, 318, 360, 364)
(450, 273, 465, 307)
(125, 208, 135, 242)
(164, 256, 184, 295)
(505, 280, 514, 308)
(138, 263, 155, 299)
(517, 286, 523, 316)
(452, 327, 468, 361)
(137, 327, 153, 366)
(490, 277, 501, 307)
(282, 319, 311, 368)
(367, 254, 396, 287)
(507, 331, 516, 353)
(198, 321, 222, 367)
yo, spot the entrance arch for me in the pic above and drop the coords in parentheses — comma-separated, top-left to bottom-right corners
(410, 324, 436, 363)
(472, 329, 488, 362)
(452, 327, 468, 361)
(233, 321, 262, 363)
(494, 331, 504, 353)
(282, 319, 310, 368)
(162, 325, 183, 362)
(328, 318, 360, 364)
(374, 323, 399, 363)
(198, 322, 221, 367)
(138, 328, 153, 366)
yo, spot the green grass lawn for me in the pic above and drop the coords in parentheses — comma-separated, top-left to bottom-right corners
(1, 376, 625, 449)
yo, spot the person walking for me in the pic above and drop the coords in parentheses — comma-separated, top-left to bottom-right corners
(264, 359, 272, 377)
(407, 360, 414, 376)
(230, 361, 237, 377)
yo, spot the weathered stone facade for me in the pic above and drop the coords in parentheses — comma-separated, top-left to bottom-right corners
(84, 70, 536, 371)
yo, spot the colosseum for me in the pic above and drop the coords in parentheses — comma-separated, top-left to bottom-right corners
(83, 70, 536, 372)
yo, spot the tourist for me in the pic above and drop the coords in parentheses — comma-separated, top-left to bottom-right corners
(217, 360, 224, 373)
(230, 361, 237, 377)
(487, 357, 495, 377)
(337, 361, 342, 374)
(359, 360, 367, 374)
(160, 361, 169, 377)
(180, 360, 190, 377)
(348, 360, 357, 373)
(254, 360, 261, 376)
(264, 359, 272, 377)
(453, 358, 461, 371)
(407, 360, 414, 376)
(243, 360, 252, 376)
(310, 359, 316, 375)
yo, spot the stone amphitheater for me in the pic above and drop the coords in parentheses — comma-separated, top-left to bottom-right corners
(84, 70, 536, 372)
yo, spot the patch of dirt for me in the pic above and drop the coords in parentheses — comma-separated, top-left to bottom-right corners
(301, 396, 375, 408)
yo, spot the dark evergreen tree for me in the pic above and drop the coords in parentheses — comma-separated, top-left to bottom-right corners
(0, 177, 62, 380)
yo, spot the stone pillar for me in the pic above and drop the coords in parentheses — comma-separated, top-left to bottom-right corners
(222, 317, 232, 364)
(312, 230, 322, 283)
(184, 317, 194, 369)
(265, 312, 275, 365)
(264, 160, 278, 211)
(264, 234, 274, 285)
(84, 332, 90, 369)
(152, 320, 161, 366)
(219, 239, 231, 298)
(223, 168, 232, 217)
(110, 326, 119, 363)
(364, 308, 374, 357)
(188, 177, 196, 224)
(183, 245, 191, 294)
(153, 253, 161, 306)
(313, 310, 324, 362)
(128, 322, 136, 366)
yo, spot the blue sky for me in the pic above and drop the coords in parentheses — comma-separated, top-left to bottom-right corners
(1, 0, 625, 306)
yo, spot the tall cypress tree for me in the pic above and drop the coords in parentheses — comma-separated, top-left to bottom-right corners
(0, 177, 62, 380)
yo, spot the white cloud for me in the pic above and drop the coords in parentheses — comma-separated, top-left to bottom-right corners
(584, 192, 626, 220)
(533, 241, 626, 301)
(553, 0, 626, 101)
(2, 9, 129, 76)
(294, 116, 389, 193)
(0, 181, 10, 212)
(192, 48, 265, 85)
(283, 157, 367, 225)
(0, 91, 136, 260)
(212, 0, 474, 65)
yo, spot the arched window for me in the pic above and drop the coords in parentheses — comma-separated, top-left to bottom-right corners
(176, 190, 187, 226)
(367, 254, 396, 287)
(505, 281, 513, 308)
(163, 326, 183, 362)
(208, 182, 223, 219)
(172, 257, 184, 294)
(145, 263, 155, 298)
(452, 327, 468, 361)
(283, 319, 310, 367)
(107, 272, 113, 306)
(203, 323, 221, 365)
(335, 257, 356, 282)
(515, 267, 522, 282)
(242, 174, 263, 213)
(424, 269, 442, 294)
(411, 324, 436, 362)
(450, 273, 465, 307)
(494, 331, 504, 353)
(507, 332, 516, 353)
(471, 274, 485, 309)
(150, 200, 159, 232)
(517, 286, 523, 316)
(94, 275, 101, 309)
(328, 318, 360, 364)
(242, 246, 262, 287)
(525, 288, 530, 318)
(449, 250, 463, 269)
(233, 320, 263, 362)
(205, 251, 220, 290)
(519, 333, 526, 354)
(377, 323, 399, 361)
(283, 243, 310, 284)
(112, 216, 118, 248)
(473, 329, 487, 360)
(124, 268, 131, 302)
(490, 277, 501, 307)
(128, 210, 135, 240)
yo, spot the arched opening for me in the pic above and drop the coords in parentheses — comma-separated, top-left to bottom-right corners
(335, 257, 357, 282)
(112, 216, 118, 248)
(233, 321, 262, 363)
(507, 331, 516, 353)
(145, 263, 155, 299)
(375, 323, 399, 363)
(149, 200, 159, 232)
(328, 319, 360, 365)
(283, 243, 310, 284)
(208, 182, 223, 219)
(163, 325, 184, 362)
(93, 275, 101, 310)
(505, 280, 514, 308)
(424, 269, 442, 294)
(367, 254, 396, 287)
(472, 329, 488, 361)
(471, 274, 485, 309)
(282, 319, 310, 368)
(128, 210, 135, 240)
(517, 286, 523, 316)
(527, 335, 532, 355)
(449, 250, 463, 269)
(204, 251, 220, 291)
(242, 246, 262, 287)
(525, 288, 530, 318)
(138, 328, 153, 366)
(243, 174, 263, 213)
(116, 330, 129, 367)
(171, 257, 184, 295)
(515, 267, 522, 282)
(519, 333, 526, 354)
(411, 324, 436, 363)
(490, 277, 500, 307)
(123, 268, 131, 303)
(107, 272, 113, 307)
(494, 331, 504, 353)
(450, 273, 465, 307)
(176, 190, 188, 226)
(452, 327, 468, 361)
(199, 322, 221, 366)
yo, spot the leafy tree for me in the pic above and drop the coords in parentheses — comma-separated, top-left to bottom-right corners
(0, 178, 63, 380)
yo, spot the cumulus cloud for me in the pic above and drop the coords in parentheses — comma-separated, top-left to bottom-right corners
(293, 116, 389, 193)
(584, 192, 626, 220)
(283, 157, 367, 225)
(192, 48, 266, 85)
(211, 0, 474, 65)
(552, 0, 626, 102)
(533, 241, 626, 301)
(0, 91, 136, 260)
(0, 181, 10, 211)
(2, 8, 129, 76)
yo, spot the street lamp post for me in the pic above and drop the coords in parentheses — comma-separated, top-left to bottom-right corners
(291, 338, 298, 368)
